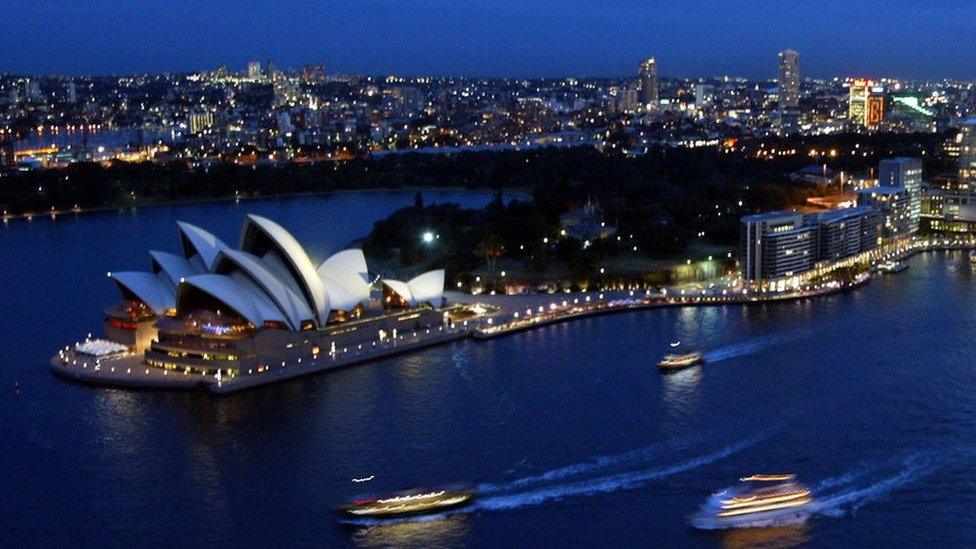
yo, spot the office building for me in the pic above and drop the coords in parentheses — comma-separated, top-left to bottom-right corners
(849, 80, 884, 128)
(958, 117, 976, 184)
(247, 61, 263, 81)
(188, 110, 214, 135)
(778, 50, 799, 108)
(638, 57, 659, 108)
(695, 84, 715, 109)
(857, 187, 912, 239)
(878, 157, 922, 233)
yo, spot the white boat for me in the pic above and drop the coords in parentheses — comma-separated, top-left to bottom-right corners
(690, 474, 814, 529)
(657, 351, 704, 371)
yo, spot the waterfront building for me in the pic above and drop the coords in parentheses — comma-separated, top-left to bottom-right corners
(740, 211, 817, 281)
(922, 176, 976, 233)
(101, 215, 449, 377)
(741, 207, 879, 282)
(638, 57, 659, 108)
(857, 186, 912, 240)
(814, 206, 879, 260)
(778, 50, 799, 109)
(958, 117, 976, 184)
(878, 157, 922, 233)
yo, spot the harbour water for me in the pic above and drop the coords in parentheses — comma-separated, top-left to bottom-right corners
(2, 193, 975, 547)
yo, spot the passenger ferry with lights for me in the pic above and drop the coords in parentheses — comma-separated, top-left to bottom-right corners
(341, 485, 475, 518)
(658, 351, 704, 371)
(690, 474, 814, 529)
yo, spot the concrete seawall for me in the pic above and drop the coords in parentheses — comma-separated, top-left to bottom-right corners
(51, 242, 974, 394)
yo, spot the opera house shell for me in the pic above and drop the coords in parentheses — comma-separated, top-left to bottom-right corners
(102, 214, 448, 378)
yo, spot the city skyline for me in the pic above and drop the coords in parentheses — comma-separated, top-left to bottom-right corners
(2, 1, 975, 79)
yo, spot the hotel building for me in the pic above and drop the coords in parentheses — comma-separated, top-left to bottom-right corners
(740, 207, 879, 284)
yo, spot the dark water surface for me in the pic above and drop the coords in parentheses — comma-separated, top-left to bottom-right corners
(2, 193, 975, 547)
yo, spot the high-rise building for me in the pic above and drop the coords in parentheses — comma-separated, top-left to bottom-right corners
(857, 187, 912, 239)
(849, 79, 884, 128)
(878, 157, 922, 233)
(778, 49, 799, 109)
(638, 57, 658, 108)
(66, 81, 77, 104)
(958, 117, 976, 184)
(188, 110, 214, 135)
(25, 79, 42, 103)
(612, 87, 639, 113)
(247, 61, 262, 81)
(694, 84, 715, 109)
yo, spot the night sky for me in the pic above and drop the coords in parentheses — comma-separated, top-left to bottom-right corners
(2, 0, 974, 79)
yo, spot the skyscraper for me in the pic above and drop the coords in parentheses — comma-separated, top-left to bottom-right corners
(247, 61, 262, 81)
(638, 57, 658, 108)
(958, 117, 976, 184)
(878, 157, 922, 233)
(849, 79, 870, 125)
(778, 49, 799, 108)
(849, 79, 885, 128)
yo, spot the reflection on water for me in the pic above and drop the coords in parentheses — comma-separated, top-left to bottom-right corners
(658, 364, 703, 435)
(349, 514, 471, 547)
(715, 522, 812, 549)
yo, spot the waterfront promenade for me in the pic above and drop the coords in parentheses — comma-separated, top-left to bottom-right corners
(51, 236, 974, 393)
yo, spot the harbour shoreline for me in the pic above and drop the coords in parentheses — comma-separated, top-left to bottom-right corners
(49, 239, 974, 394)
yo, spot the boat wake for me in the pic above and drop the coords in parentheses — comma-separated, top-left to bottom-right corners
(703, 332, 794, 363)
(478, 432, 696, 495)
(473, 430, 773, 512)
(811, 452, 937, 517)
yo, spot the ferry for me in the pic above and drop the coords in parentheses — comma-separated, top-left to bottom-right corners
(690, 474, 814, 529)
(877, 261, 907, 274)
(341, 484, 475, 518)
(658, 351, 704, 371)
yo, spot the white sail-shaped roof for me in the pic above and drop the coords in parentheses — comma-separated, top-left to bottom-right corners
(109, 271, 175, 315)
(408, 270, 445, 306)
(177, 274, 286, 328)
(317, 249, 371, 311)
(240, 215, 330, 324)
(212, 250, 314, 330)
(382, 279, 414, 306)
(150, 250, 198, 291)
(318, 249, 369, 284)
(177, 222, 229, 271)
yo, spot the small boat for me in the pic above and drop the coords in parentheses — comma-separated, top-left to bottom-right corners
(690, 474, 814, 529)
(969, 250, 976, 264)
(341, 484, 475, 518)
(877, 261, 907, 274)
(658, 351, 704, 371)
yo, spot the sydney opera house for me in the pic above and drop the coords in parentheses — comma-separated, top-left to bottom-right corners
(57, 214, 471, 389)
